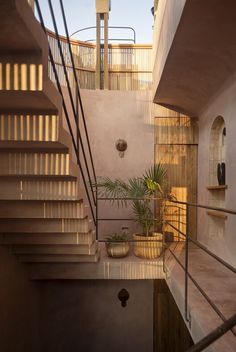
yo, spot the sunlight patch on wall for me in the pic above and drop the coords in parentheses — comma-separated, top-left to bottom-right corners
(0, 62, 43, 91)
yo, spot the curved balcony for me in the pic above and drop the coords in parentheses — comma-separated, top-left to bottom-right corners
(47, 29, 152, 91)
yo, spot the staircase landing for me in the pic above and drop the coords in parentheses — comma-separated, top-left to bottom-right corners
(26, 243, 165, 280)
(165, 243, 236, 352)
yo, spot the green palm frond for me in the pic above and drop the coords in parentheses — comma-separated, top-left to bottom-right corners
(143, 163, 166, 185)
(132, 200, 153, 235)
(95, 177, 129, 207)
(127, 177, 148, 198)
(143, 163, 169, 197)
(94, 163, 170, 235)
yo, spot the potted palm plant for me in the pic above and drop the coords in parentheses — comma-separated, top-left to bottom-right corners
(96, 163, 170, 259)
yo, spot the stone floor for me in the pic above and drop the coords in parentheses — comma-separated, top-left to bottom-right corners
(165, 242, 236, 352)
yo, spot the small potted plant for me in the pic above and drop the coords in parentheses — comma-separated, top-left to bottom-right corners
(95, 163, 171, 259)
(105, 233, 130, 258)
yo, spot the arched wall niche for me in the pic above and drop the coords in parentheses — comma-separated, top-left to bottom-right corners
(208, 116, 226, 240)
(209, 116, 226, 186)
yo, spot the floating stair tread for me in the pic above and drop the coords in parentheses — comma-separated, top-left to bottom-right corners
(0, 174, 77, 180)
(0, 90, 58, 115)
(0, 141, 69, 153)
(19, 251, 100, 263)
(11, 242, 97, 255)
(0, 216, 88, 222)
(0, 231, 95, 245)
(0, 0, 47, 52)
(0, 199, 83, 204)
(0, 217, 90, 233)
(0, 199, 85, 218)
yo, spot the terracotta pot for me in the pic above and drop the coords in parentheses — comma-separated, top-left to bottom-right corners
(105, 242, 129, 258)
(133, 233, 163, 259)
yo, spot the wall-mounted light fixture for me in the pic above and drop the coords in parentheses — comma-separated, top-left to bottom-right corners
(115, 139, 127, 158)
(118, 288, 130, 307)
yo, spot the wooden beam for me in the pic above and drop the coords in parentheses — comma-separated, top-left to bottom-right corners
(96, 13, 101, 89)
(103, 12, 109, 89)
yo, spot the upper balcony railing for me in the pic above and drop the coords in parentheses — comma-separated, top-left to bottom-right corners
(28, 0, 152, 90)
(47, 30, 152, 90)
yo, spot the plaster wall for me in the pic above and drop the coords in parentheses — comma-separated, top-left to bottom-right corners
(198, 78, 236, 266)
(39, 280, 153, 352)
(0, 246, 40, 352)
(80, 89, 154, 238)
(152, 0, 186, 100)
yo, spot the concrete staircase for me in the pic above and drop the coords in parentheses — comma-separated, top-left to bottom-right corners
(0, 0, 99, 265)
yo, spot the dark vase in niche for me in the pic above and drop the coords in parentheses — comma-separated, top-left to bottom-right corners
(217, 162, 226, 185)
(221, 162, 225, 185)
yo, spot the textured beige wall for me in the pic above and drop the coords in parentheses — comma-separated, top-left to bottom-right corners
(81, 89, 154, 238)
(0, 246, 41, 352)
(197, 78, 236, 266)
(152, 0, 186, 100)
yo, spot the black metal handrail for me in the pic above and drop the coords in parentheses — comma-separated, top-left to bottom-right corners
(97, 196, 236, 349)
(34, 0, 97, 226)
(165, 198, 236, 348)
(70, 26, 136, 44)
(186, 313, 236, 352)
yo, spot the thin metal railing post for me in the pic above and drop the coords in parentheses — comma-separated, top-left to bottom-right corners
(59, 0, 97, 185)
(185, 203, 190, 323)
(96, 188, 98, 241)
(48, 0, 96, 206)
(76, 86, 79, 161)
(34, 0, 96, 225)
(178, 206, 181, 241)
(162, 218, 167, 275)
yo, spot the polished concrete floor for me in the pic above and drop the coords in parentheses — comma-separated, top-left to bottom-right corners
(165, 242, 236, 352)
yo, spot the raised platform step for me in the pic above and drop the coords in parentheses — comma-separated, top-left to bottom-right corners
(11, 242, 97, 255)
(0, 178, 80, 200)
(0, 199, 84, 218)
(19, 250, 100, 263)
(0, 217, 90, 233)
(0, 231, 95, 245)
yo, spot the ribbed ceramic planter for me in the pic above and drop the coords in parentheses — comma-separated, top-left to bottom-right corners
(133, 233, 163, 259)
(105, 242, 129, 258)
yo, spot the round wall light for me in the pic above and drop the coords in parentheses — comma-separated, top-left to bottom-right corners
(115, 139, 127, 158)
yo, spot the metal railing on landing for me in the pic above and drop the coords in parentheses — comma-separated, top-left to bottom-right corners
(97, 196, 236, 350)
(34, 0, 97, 227)
(164, 199, 236, 351)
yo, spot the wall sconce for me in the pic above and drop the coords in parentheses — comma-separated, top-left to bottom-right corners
(115, 139, 127, 158)
(118, 288, 130, 307)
